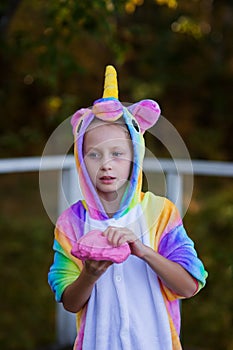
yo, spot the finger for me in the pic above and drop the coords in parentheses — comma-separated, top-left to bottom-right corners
(104, 227, 118, 246)
(85, 259, 112, 276)
(117, 228, 135, 246)
(97, 260, 113, 273)
(102, 226, 114, 237)
(113, 229, 129, 247)
(118, 235, 129, 246)
(102, 260, 113, 268)
(111, 229, 123, 247)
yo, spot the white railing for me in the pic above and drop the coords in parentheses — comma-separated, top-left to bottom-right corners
(1, 156, 233, 347)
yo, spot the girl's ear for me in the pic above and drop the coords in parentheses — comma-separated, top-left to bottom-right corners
(71, 108, 91, 134)
(127, 99, 161, 133)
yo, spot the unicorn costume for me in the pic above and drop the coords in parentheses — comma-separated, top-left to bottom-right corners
(48, 66, 207, 349)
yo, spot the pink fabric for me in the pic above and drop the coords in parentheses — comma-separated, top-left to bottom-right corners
(128, 99, 161, 133)
(71, 230, 131, 263)
(92, 99, 123, 121)
(71, 108, 92, 133)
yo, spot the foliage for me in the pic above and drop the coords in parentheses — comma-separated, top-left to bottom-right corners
(0, 0, 232, 159)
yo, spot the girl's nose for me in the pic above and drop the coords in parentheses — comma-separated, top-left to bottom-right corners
(100, 157, 113, 170)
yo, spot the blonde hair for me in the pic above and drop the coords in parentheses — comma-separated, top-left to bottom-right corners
(86, 117, 130, 137)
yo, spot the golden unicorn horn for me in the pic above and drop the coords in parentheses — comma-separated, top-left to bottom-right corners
(102, 65, 118, 99)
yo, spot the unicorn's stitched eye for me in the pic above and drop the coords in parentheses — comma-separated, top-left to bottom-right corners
(77, 119, 83, 133)
(132, 119, 140, 132)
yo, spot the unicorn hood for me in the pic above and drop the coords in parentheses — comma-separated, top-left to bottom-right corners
(70, 65, 161, 220)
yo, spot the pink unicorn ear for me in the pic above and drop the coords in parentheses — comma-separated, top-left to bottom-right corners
(71, 108, 92, 134)
(127, 99, 161, 133)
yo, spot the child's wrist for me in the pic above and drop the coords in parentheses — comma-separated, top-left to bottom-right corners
(140, 245, 155, 261)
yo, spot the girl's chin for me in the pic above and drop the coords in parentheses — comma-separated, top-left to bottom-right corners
(97, 181, 129, 202)
(98, 190, 118, 202)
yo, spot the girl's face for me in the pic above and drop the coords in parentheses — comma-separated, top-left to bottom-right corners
(83, 121, 133, 202)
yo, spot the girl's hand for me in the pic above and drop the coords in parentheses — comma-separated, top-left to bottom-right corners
(102, 227, 197, 298)
(62, 259, 113, 313)
(103, 226, 147, 258)
(84, 259, 113, 278)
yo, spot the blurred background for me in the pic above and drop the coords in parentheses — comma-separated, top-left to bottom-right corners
(0, 0, 232, 349)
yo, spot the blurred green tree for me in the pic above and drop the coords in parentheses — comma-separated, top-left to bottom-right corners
(0, 0, 232, 159)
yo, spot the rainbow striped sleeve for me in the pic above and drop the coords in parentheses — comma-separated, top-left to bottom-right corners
(158, 223, 207, 294)
(48, 239, 81, 302)
(48, 201, 86, 302)
(142, 193, 208, 297)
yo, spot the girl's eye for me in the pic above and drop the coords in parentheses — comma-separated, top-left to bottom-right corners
(88, 152, 100, 159)
(112, 151, 123, 157)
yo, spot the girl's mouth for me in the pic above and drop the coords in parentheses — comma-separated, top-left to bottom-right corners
(99, 176, 116, 184)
